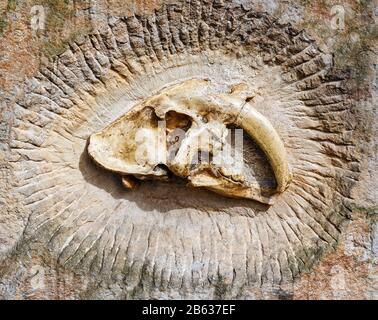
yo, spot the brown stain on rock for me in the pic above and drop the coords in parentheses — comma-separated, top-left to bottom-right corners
(0, 0, 92, 91)
(294, 210, 377, 300)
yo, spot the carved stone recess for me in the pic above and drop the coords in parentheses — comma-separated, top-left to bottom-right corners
(2, 1, 363, 299)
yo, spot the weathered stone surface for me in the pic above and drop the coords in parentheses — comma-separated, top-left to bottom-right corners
(0, 0, 376, 299)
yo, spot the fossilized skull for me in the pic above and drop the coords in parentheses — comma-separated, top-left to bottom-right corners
(88, 79, 292, 204)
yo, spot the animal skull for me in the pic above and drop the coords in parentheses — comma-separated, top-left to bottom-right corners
(88, 79, 292, 204)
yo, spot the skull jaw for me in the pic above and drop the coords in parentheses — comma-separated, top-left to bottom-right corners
(119, 170, 278, 205)
(187, 171, 277, 205)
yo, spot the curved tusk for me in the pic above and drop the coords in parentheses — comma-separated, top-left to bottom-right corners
(235, 105, 292, 193)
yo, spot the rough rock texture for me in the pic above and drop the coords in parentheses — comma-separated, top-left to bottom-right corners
(0, 0, 377, 299)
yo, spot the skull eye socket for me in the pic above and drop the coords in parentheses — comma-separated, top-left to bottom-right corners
(165, 111, 192, 132)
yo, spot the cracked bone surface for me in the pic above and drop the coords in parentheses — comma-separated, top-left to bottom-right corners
(88, 79, 291, 204)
